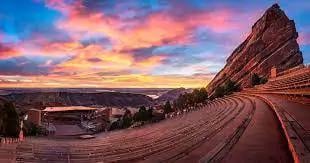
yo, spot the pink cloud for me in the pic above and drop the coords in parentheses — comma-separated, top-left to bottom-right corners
(46, 0, 242, 51)
(0, 43, 20, 59)
(298, 32, 310, 45)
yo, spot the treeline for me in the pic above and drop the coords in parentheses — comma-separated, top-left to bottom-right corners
(109, 106, 164, 131)
(159, 88, 209, 115)
(173, 88, 208, 110)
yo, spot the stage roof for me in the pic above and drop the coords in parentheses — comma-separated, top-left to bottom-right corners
(43, 106, 97, 112)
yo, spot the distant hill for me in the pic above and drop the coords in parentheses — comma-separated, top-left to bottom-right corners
(207, 4, 303, 96)
(156, 88, 193, 103)
(2, 92, 153, 110)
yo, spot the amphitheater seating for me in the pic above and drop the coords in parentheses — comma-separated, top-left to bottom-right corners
(247, 66, 310, 96)
(4, 66, 309, 162)
(11, 95, 255, 162)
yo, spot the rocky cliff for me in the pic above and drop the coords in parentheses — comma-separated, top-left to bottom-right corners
(207, 4, 303, 95)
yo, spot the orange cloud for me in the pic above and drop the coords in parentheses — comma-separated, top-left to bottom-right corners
(52, 44, 165, 75)
(134, 55, 167, 70)
(0, 73, 212, 88)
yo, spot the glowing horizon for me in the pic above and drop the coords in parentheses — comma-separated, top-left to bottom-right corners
(0, 0, 309, 88)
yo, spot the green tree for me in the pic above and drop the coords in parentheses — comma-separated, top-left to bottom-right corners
(121, 116, 132, 129)
(147, 107, 153, 120)
(224, 79, 240, 95)
(214, 86, 225, 98)
(251, 73, 268, 86)
(0, 101, 20, 137)
(23, 121, 39, 136)
(121, 109, 132, 128)
(260, 77, 268, 84)
(251, 73, 261, 86)
(163, 101, 173, 114)
(108, 120, 121, 131)
(133, 106, 152, 122)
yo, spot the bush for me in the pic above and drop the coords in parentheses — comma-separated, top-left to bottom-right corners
(251, 73, 261, 86)
(260, 77, 268, 84)
(108, 120, 121, 131)
(212, 79, 240, 99)
(23, 121, 39, 136)
(251, 73, 268, 86)
(214, 86, 225, 98)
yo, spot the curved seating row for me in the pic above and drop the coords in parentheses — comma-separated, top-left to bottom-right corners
(15, 96, 255, 162)
(247, 67, 310, 96)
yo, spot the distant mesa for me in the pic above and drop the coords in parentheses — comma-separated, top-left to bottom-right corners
(3, 92, 153, 111)
(155, 87, 193, 103)
(207, 3, 303, 95)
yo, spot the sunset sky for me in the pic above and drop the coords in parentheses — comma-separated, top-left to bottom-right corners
(0, 0, 309, 88)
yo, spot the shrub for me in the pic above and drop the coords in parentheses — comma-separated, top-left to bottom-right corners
(251, 73, 261, 86)
(214, 86, 225, 98)
(213, 79, 240, 99)
(251, 73, 268, 86)
(23, 121, 39, 136)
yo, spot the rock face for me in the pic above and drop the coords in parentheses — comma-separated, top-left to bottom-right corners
(207, 4, 303, 95)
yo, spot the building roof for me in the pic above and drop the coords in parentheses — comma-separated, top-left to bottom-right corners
(43, 106, 97, 112)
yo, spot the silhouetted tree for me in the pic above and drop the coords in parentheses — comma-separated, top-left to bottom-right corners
(251, 73, 261, 86)
(121, 116, 132, 129)
(121, 109, 132, 128)
(251, 73, 268, 86)
(0, 101, 20, 137)
(23, 121, 39, 136)
(133, 106, 153, 122)
(224, 79, 240, 94)
(108, 120, 121, 131)
(163, 101, 173, 114)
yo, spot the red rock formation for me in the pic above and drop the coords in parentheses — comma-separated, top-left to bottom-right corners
(207, 4, 303, 95)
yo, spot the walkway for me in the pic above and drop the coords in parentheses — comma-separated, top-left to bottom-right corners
(222, 96, 292, 162)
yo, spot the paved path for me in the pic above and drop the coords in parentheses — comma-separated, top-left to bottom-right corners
(260, 94, 310, 162)
(222, 96, 292, 163)
(265, 94, 310, 130)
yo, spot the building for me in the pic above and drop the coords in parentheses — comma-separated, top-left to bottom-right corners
(27, 109, 42, 126)
(42, 106, 97, 124)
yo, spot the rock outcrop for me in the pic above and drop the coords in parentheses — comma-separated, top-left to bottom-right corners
(207, 4, 303, 95)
